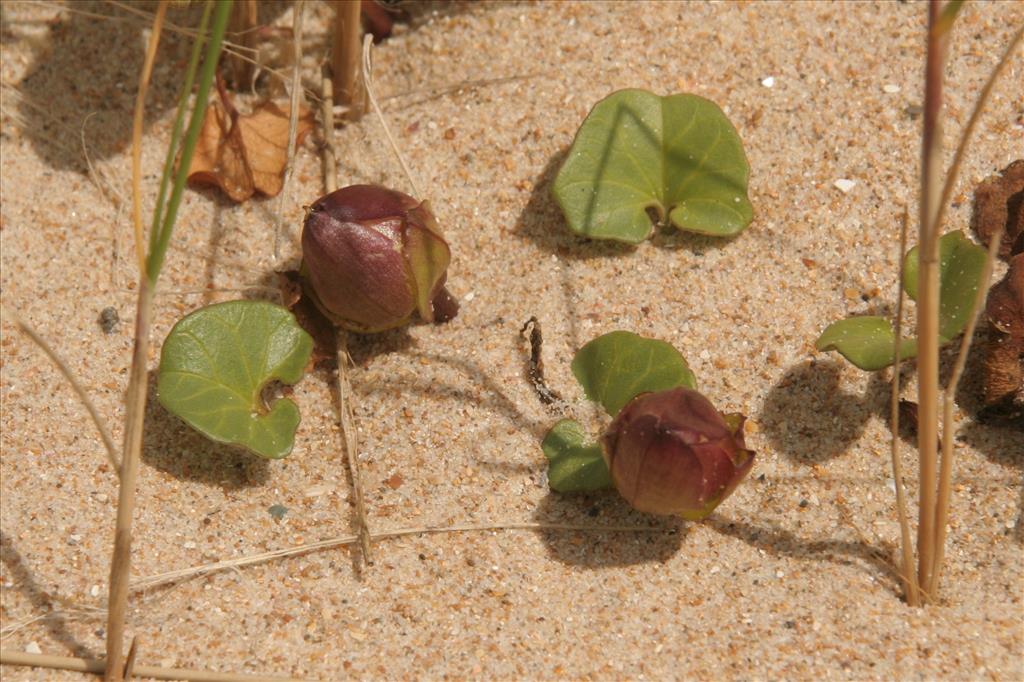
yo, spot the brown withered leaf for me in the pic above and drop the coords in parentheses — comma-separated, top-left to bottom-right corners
(188, 100, 314, 202)
(971, 159, 1024, 261)
(980, 254, 1024, 424)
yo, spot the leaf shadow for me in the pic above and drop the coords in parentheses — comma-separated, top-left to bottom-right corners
(0, 530, 97, 659)
(703, 514, 902, 593)
(758, 359, 888, 465)
(141, 372, 271, 489)
(531, 492, 687, 568)
(12, 1, 290, 173)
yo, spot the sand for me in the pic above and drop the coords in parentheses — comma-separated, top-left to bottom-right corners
(1, 1, 1022, 679)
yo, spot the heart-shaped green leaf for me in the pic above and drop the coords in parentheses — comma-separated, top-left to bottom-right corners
(815, 317, 919, 371)
(158, 301, 314, 459)
(542, 419, 613, 493)
(552, 89, 752, 244)
(571, 331, 697, 416)
(816, 230, 987, 370)
(903, 230, 988, 340)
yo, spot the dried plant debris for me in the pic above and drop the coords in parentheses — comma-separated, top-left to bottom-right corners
(188, 87, 314, 202)
(520, 316, 561, 406)
(277, 270, 337, 370)
(972, 159, 1023, 261)
(980, 254, 1024, 424)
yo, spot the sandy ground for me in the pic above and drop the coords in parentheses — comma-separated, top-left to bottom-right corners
(1, 1, 1022, 680)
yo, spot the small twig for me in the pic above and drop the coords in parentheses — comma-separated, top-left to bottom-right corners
(122, 636, 138, 681)
(9, 312, 119, 472)
(0, 649, 301, 682)
(931, 225, 1004, 593)
(887, 208, 919, 607)
(520, 317, 562, 406)
(320, 65, 338, 194)
(130, 521, 675, 592)
(273, 0, 305, 265)
(362, 35, 421, 198)
(336, 332, 373, 565)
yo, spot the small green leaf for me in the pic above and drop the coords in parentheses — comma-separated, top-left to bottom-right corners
(571, 331, 696, 416)
(816, 230, 987, 371)
(552, 89, 752, 244)
(903, 230, 988, 340)
(542, 419, 613, 493)
(815, 317, 918, 371)
(158, 301, 313, 459)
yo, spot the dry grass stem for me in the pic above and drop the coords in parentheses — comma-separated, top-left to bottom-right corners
(888, 208, 919, 607)
(131, 521, 677, 592)
(226, 0, 258, 91)
(914, 0, 947, 595)
(362, 35, 422, 198)
(0, 649, 303, 682)
(320, 65, 338, 194)
(105, 279, 154, 681)
(929, 24, 1023, 253)
(273, 0, 305, 265)
(931, 226, 1004, 593)
(336, 332, 373, 565)
(10, 312, 119, 471)
(130, 0, 167, 273)
(331, 0, 366, 117)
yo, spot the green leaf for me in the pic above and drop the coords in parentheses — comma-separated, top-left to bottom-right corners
(158, 301, 314, 459)
(815, 317, 919, 371)
(903, 230, 988, 340)
(571, 331, 696, 416)
(816, 230, 987, 371)
(541, 419, 613, 493)
(552, 89, 752, 244)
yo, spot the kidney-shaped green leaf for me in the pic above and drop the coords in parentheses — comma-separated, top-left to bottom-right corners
(816, 230, 987, 371)
(158, 301, 314, 459)
(552, 89, 752, 244)
(541, 419, 613, 493)
(902, 230, 988, 340)
(571, 331, 696, 417)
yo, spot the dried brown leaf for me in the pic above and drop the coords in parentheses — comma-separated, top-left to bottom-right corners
(188, 100, 315, 202)
(981, 254, 1024, 418)
(971, 159, 1024, 261)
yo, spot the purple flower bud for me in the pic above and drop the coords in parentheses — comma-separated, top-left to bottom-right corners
(301, 184, 456, 332)
(601, 387, 754, 519)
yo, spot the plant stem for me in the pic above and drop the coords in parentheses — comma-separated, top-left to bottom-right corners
(889, 209, 919, 607)
(320, 65, 338, 193)
(131, 0, 167, 274)
(104, 278, 154, 682)
(932, 227, 1004, 593)
(331, 0, 366, 119)
(11, 313, 119, 471)
(336, 332, 373, 565)
(225, 0, 258, 90)
(1, 649, 302, 682)
(915, 0, 946, 597)
(273, 0, 305, 265)
(105, 4, 232, 679)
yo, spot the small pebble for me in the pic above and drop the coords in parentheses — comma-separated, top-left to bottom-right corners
(90, 585, 100, 597)
(761, 76, 775, 88)
(98, 307, 119, 334)
(776, 570, 785, 578)
(67, 534, 82, 545)
(834, 178, 857, 193)
(882, 84, 901, 94)
(26, 641, 42, 655)
(183, 541, 197, 549)
(464, 291, 476, 302)
(268, 504, 288, 520)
